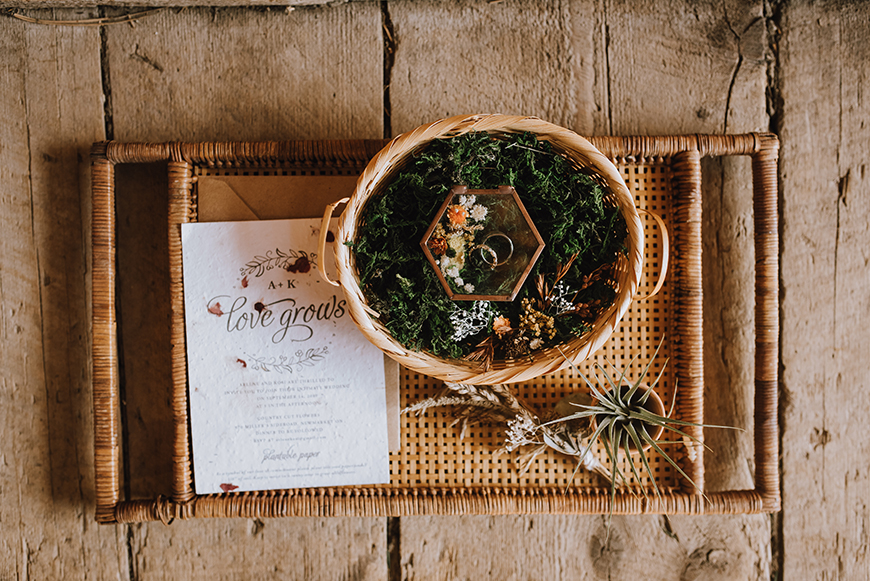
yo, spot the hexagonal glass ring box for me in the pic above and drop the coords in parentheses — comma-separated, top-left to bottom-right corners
(420, 185, 545, 301)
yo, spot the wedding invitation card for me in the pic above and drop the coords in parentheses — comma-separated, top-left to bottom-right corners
(181, 218, 389, 494)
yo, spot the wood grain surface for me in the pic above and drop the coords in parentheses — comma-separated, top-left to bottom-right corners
(0, 9, 129, 579)
(778, 2, 870, 579)
(0, 1, 866, 579)
(104, 5, 383, 142)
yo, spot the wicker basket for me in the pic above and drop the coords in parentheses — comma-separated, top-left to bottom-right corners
(322, 114, 644, 384)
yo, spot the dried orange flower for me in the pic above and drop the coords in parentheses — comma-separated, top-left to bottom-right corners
(446, 204, 467, 227)
(427, 236, 448, 255)
(492, 315, 512, 337)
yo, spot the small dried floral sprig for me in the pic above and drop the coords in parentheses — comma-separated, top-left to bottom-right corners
(403, 381, 612, 481)
(449, 301, 495, 342)
(534, 254, 615, 320)
(519, 298, 557, 341)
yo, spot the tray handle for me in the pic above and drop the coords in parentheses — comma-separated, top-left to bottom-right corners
(636, 208, 670, 300)
(317, 197, 350, 288)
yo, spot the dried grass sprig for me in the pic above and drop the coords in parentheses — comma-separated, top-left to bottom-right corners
(402, 381, 611, 481)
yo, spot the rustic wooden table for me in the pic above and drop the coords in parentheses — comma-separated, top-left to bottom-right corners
(1, 1, 866, 579)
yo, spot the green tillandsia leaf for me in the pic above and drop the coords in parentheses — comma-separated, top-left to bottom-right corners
(565, 458, 586, 495)
(619, 354, 643, 403)
(617, 427, 640, 498)
(602, 423, 619, 531)
(592, 392, 621, 414)
(584, 368, 615, 407)
(606, 421, 632, 489)
(595, 362, 621, 400)
(635, 338, 667, 406)
(559, 348, 598, 390)
(626, 409, 712, 451)
(539, 407, 601, 428)
(639, 362, 668, 408)
(645, 436, 707, 500)
(628, 408, 741, 432)
(667, 378, 679, 419)
(555, 346, 617, 409)
(625, 421, 662, 499)
(572, 414, 614, 468)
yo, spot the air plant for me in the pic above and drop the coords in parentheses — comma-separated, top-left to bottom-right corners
(547, 339, 740, 518)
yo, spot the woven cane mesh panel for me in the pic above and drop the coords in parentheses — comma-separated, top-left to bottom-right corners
(390, 161, 684, 491)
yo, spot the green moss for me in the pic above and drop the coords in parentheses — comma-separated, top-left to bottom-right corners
(352, 132, 627, 359)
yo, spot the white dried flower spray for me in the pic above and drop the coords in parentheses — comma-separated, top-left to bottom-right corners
(504, 415, 540, 451)
(449, 301, 494, 342)
(548, 281, 576, 315)
(458, 194, 476, 209)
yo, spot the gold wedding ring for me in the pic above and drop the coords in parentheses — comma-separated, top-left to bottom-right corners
(473, 232, 514, 270)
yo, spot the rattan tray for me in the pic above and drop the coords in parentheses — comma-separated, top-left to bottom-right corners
(91, 134, 780, 524)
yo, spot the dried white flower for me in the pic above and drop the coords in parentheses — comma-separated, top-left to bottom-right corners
(470, 204, 488, 222)
(504, 415, 539, 452)
(454, 277, 464, 287)
(458, 194, 476, 209)
(529, 338, 543, 350)
(464, 283, 475, 293)
(449, 301, 493, 341)
(548, 281, 575, 315)
(445, 265, 460, 279)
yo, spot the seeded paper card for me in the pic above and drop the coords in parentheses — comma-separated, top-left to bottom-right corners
(181, 218, 388, 494)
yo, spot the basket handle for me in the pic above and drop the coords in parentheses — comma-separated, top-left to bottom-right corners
(317, 197, 350, 288)
(636, 208, 670, 300)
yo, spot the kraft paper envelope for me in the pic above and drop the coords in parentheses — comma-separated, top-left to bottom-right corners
(196, 175, 402, 452)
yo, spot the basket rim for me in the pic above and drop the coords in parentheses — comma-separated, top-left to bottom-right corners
(332, 114, 643, 384)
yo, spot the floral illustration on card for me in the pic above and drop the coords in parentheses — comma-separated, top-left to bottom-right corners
(240, 249, 318, 278)
(244, 347, 329, 373)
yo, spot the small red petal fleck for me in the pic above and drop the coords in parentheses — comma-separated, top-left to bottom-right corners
(220, 483, 239, 493)
(241, 276, 249, 288)
(208, 302, 224, 316)
(236, 358, 247, 368)
(326, 231, 335, 243)
(254, 302, 265, 313)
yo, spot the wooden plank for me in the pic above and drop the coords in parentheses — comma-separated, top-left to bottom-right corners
(0, 16, 39, 581)
(127, 518, 386, 580)
(778, 2, 870, 578)
(387, 0, 585, 135)
(103, 5, 388, 579)
(607, 0, 766, 136)
(390, 0, 771, 578)
(400, 515, 770, 579)
(0, 9, 129, 579)
(105, 5, 383, 142)
(692, 3, 769, 493)
(6, 1, 341, 8)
